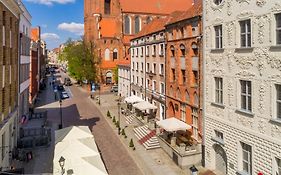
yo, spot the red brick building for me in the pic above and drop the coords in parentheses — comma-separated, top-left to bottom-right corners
(165, 3, 203, 142)
(84, 0, 193, 84)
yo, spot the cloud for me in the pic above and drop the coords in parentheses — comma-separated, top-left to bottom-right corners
(25, 0, 75, 6)
(58, 22, 84, 35)
(41, 33, 60, 40)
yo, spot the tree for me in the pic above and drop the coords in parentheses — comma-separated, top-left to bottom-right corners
(113, 67, 118, 84)
(58, 38, 97, 84)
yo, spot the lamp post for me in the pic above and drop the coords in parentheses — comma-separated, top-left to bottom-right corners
(59, 99, 63, 129)
(117, 100, 121, 135)
(58, 156, 65, 175)
(189, 165, 198, 175)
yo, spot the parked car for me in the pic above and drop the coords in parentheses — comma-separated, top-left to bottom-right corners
(110, 85, 118, 92)
(61, 91, 69, 99)
(64, 78, 72, 86)
(58, 85, 64, 91)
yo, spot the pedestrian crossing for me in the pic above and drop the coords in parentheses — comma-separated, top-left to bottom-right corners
(133, 125, 160, 150)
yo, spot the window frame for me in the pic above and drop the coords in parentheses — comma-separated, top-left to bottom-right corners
(276, 84, 281, 120)
(276, 13, 281, 45)
(240, 80, 252, 112)
(241, 142, 252, 175)
(240, 19, 251, 48)
(180, 104, 186, 122)
(214, 25, 223, 49)
(215, 77, 223, 104)
(277, 157, 281, 175)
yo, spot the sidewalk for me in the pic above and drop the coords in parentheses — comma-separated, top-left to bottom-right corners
(89, 92, 191, 175)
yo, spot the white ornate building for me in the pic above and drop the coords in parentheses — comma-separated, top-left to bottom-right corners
(118, 61, 130, 98)
(203, 0, 281, 174)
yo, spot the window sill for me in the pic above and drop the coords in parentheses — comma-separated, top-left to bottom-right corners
(235, 109, 254, 117)
(237, 171, 250, 175)
(235, 47, 253, 53)
(269, 45, 281, 51)
(211, 137, 225, 145)
(210, 48, 224, 53)
(270, 118, 281, 125)
(211, 102, 225, 109)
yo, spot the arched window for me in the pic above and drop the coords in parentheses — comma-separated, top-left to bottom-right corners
(186, 90, 190, 102)
(170, 45, 175, 57)
(146, 16, 152, 24)
(113, 48, 118, 60)
(135, 16, 140, 33)
(104, 48, 110, 61)
(170, 86, 173, 96)
(177, 89, 181, 99)
(104, 0, 111, 15)
(180, 44, 186, 56)
(124, 16, 130, 34)
(194, 93, 199, 106)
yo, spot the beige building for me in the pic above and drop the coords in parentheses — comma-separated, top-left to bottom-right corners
(204, 0, 281, 174)
(0, 0, 21, 170)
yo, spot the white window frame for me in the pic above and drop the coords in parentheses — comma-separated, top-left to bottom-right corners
(240, 19, 251, 48)
(152, 80, 156, 91)
(215, 77, 223, 104)
(152, 44, 156, 56)
(276, 84, 281, 120)
(241, 142, 252, 175)
(276, 13, 281, 45)
(2, 26, 5, 46)
(159, 43, 164, 56)
(276, 157, 281, 175)
(153, 63, 156, 74)
(159, 64, 164, 75)
(146, 63, 150, 72)
(146, 79, 150, 88)
(2, 66, 5, 88)
(240, 80, 252, 112)
(146, 45, 149, 56)
(160, 82, 165, 95)
(214, 25, 222, 49)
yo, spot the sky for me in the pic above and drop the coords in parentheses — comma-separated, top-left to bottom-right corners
(23, 0, 84, 50)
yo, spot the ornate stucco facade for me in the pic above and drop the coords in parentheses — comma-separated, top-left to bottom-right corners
(204, 0, 281, 174)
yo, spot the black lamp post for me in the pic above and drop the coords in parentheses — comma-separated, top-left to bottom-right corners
(58, 156, 65, 175)
(59, 99, 63, 129)
(117, 100, 121, 135)
(189, 165, 198, 175)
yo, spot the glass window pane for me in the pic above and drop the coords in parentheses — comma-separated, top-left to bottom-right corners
(241, 81, 246, 93)
(241, 21, 246, 33)
(277, 30, 281, 44)
(241, 35, 246, 47)
(247, 34, 251, 47)
(241, 95, 246, 109)
(248, 96, 252, 111)
(247, 20, 251, 32)
(277, 14, 281, 28)
(277, 102, 281, 119)
(243, 161, 249, 172)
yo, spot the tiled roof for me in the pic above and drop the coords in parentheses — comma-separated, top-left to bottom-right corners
(31, 27, 40, 41)
(120, 0, 193, 14)
(132, 17, 168, 39)
(117, 59, 131, 67)
(166, 2, 202, 25)
(123, 35, 135, 44)
(100, 18, 117, 37)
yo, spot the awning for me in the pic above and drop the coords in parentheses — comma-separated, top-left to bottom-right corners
(156, 117, 191, 132)
(133, 101, 157, 111)
(124, 95, 144, 104)
(53, 126, 108, 175)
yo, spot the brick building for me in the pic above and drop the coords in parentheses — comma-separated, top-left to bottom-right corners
(0, 0, 21, 170)
(84, 0, 193, 85)
(165, 4, 203, 142)
(130, 17, 167, 121)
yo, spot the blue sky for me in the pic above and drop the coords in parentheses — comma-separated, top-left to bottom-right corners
(23, 0, 84, 50)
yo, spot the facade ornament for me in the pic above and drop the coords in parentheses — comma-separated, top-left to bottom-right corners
(271, 125, 281, 138)
(228, 80, 235, 107)
(211, 69, 223, 75)
(212, 17, 224, 25)
(258, 84, 266, 114)
(253, 47, 269, 76)
(237, 116, 253, 128)
(268, 74, 281, 82)
(226, 22, 235, 46)
(271, 3, 281, 12)
(256, 0, 266, 7)
(255, 15, 266, 44)
(235, 70, 255, 78)
(236, 0, 251, 4)
(237, 10, 254, 19)
(267, 54, 281, 71)
(210, 54, 223, 67)
(234, 54, 256, 70)
(257, 119, 266, 134)
(227, 0, 233, 16)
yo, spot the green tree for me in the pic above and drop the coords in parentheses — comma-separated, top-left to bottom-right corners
(113, 67, 118, 84)
(58, 38, 97, 84)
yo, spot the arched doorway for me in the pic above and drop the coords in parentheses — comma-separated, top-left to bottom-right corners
(213, 144, 227, 175)
(105, 71, 112, 84)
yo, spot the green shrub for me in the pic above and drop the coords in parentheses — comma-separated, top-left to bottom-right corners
(129, 138, 134, 147)
(116, 121, 120, 128)
(107, 111, 111, 117)
(121, 129, 125, 135)
(124, 135, 127, 139)
(112, 116, 116, 123)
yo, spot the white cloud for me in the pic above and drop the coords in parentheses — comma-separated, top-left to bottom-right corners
(25, 0, 75, 6)
(58, 22, 84, 35)
(41, 33, 60, 40)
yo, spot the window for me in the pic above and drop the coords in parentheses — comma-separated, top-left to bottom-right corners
(160, 82, 165, 94)
(104, 48, 110, 61)
(277, 158, 281, 175)
(141, 78, 144, 86)
(186, 91, 190, 102)
(193, 70, 198, 85)
(215, 77, 223, 104)
(146, 16, 152, 24)
(113, 48, 118, 60)
(152, 81, 156, 91)
(170, 45, 175, 57)
(135, 16, 140, 33)
(153, 63, 156, 74)
(146, 79, 150, 88)
(132, 62, 135, 70)
(136, 47, 139, 57)
(215, 25, 223, 49)
(159, 44, 164, 56)
(180, 104, 186, 122)
(177, 89, 181, 99)
(182, 70, 186, 84)
(277, 85, 281, 120)
(1, 132, 5, 160)
(146, 46, 149, 56)
(241, 80, 252, 112)
(141, 62, 143, 72)
(152, 45, 156, 56)
(276, 13, 281, 45)
(192, 108, 199, 140)
(136, 77, 139, 84)
(171, 69, 175, 82)
(140, 47, 143, 57)
(136, 62, 139, 71)
(215, 130, 223, 141)
(241, 142, 252, 174)
(124, 16, 130, 34)
(132, 75, 134, 84)
(104, 0, 111, 14)
(180, 44, 186, 56)
(214, 0, 223, 5)
(240, 20, 251, 47)
(160, 64, 164, 75)
(146, 63, 150, 72)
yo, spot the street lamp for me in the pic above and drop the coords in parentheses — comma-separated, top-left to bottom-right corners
(117, 100, 121, 135)
(58, 156, 65, 175)
(59, 99, 63, 129)
(189, 165, 198, 175)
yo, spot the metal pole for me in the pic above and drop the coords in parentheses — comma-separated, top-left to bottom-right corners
(118, 101, 121, 135)
(59, 101, 63, 129)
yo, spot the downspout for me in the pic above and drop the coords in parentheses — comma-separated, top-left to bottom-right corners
(144, 43, 146, 100)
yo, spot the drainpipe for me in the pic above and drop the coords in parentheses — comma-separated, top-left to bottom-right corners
(144, 43, 146, 100)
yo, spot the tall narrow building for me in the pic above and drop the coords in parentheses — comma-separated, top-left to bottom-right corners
(204, 0, 281, 174)
(0, 0, 21, 170)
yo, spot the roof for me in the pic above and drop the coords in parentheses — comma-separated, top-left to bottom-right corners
(117, 59, 130, 67)
(166, 2, 202, 25)
(120, 0, 193, 14)
(132, 17, 168, 39)
(31, 27, 41, 41)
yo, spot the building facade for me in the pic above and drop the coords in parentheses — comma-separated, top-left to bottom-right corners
(118, 60, 130, 98)
(204, 0, 281, 174)
(165, 6, 203, 142)
(19, 0, 31, 123)
(130, 17, 167, 121)
(84, 0, 193, 85)
(0, 0, 21, 170)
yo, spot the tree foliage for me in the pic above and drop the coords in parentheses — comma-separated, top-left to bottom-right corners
(59, 38, 97, 83)
(113, 67, 118, 83)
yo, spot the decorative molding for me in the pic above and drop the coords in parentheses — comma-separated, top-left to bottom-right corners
(226, 22, 235, 46)
(228, 80, 235, 107)
(237, 116, 253, 128)
(237, 11, 254, 19)
(271, 125, 281, 138)
(235, 70, 255, 78)
(268, 74, 281, 82)
(211, 69, 224, 75)
(226, 51, 234, 73)
(234, 54, 256, 70)
(212, 17, 224, 25)
(271, 3, 281, 13)
(227, 0, 233, 16)
(255, 15, 267, 44)
(236, 0, 251, 4)
(256, 0, 266, 7)
(257, 119, 266, 134)
(267, 54, 281, 71)
(253, 48, 269, 76)
(258, 84, 266, 114)
(210, 54, 223, 67)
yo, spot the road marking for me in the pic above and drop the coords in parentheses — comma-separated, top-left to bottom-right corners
(66, 87, 73, 97)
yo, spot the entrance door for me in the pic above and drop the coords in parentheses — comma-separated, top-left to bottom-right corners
(106, 71, 112, 84)
(214, 145, 227, 175)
